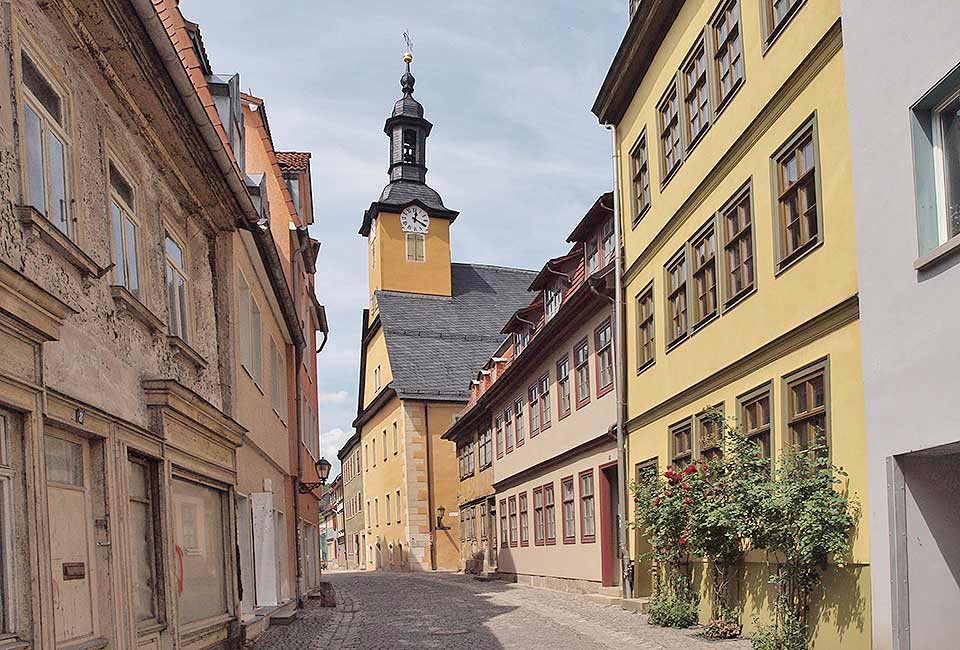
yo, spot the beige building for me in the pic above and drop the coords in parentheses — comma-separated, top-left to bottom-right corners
(338, 431, 365, 569)
(445, 196, 621, 593)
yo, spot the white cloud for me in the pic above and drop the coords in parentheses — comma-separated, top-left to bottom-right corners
(317, 390, 349, 405)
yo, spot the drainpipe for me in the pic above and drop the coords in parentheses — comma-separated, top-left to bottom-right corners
(424, 402, 437, 571)
(294, 345, 305, 608)
(605, 123, 631, 600)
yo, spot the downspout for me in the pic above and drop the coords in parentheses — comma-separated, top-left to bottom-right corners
(605, 123, 631, 599)
(424, 402, 437, 571)
(294, 345, 305, 608)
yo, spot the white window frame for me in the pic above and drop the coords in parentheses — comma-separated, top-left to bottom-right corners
(544, 280, 563, 319)
(0, 415, 17, 634)
(164, 228, 191, 343)
(405, 233, 426, 262)
(108, 159, 141, 296)
(932, 86, 960, 245)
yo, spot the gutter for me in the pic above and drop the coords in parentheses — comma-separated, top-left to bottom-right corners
(604, 124, 631, 599)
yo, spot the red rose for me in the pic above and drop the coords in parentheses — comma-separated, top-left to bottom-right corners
(654, 497, 661, 506)
(684, 497, 692, 505)
(679, 537, 687, 545)
(681, 483, 690, 491)
(683, 465, 696, 475)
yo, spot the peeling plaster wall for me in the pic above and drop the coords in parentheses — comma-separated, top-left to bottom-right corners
(1, 0, 229, 429)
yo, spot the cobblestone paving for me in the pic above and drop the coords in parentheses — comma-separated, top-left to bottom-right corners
(249, 570, 752, 650)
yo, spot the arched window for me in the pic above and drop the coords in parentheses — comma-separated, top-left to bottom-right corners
(402, 129, 417, 163)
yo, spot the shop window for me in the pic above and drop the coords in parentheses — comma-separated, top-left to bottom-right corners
(128, 456, 161, 625)
(173, 477, 227, 625)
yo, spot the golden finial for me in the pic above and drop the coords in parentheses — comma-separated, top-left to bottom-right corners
(403, 51, 413, 65)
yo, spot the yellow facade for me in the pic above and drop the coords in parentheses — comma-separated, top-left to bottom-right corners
(606, 1, 870, 647)
(369, 210, 452, 309)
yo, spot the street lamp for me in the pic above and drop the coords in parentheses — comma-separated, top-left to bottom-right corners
(298, 456, 332, 494)
(436, 505, 450, 530)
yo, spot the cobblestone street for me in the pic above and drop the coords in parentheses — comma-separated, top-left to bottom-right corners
(249, 571, 752, 650)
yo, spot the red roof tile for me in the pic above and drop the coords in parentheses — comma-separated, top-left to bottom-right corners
(276, 151, 311, 172)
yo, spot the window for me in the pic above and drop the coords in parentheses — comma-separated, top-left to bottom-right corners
(636, 284, 655, 371)
(721, 184, 755, 303)
(374, 365, 381, 391)
(544, 281, 563, 319)
(396, 490, 402, 524)
(933, 89, 960, 245)
(600, 218, 616, 266)
(480, 502, 487, 540)
(374, 498, 379, 526)
(712, 0, 744, 108)
(504, 408, 515, 450)
(574, 339, 590, 407)
(405, 233, 425, 262)
(364, 444, 369, 470)
(109, 163, 140, 296)
(508, 496, 518, 547)
(402, 129, 418, 163)
(519, 492, 529, 546)
(544, 483, 557, 544)
(630, 131, 651, 223)
(382, 429, 388, 461)
(495, 416, 504, 459)
(533, 487, 545, 545)
(556, 356, 571, 417)
(697, 406, 724, 461)
(595, 321, 614, 395)
(479, 427, 493, 468)
(514, 399, 525, 445)
(538, 374, 551, 429)
(658, 82, 682, 182)
(528, 384, 540, 435)
(165, 232, 190, 342)
(665, 248, 688, 347)
(682, 37, 711, 147)
(586, 236, 601, 275)
(579, 470, 595, 542)
(172, 477, 227, 624)
(386, 494, 391, 526)
(766, 0, 803, 37)
(786, 363, 828, 452)
(671, 419, 694, 467)
(20, 51, 70, 235)
(458, 438, 476, 479)
(691, 221, 717, 325)
(372, 438, 376, 467)
(499, 499, 508, 548)
(269, 338, 286, 419)
(774, 120, 820, 268)
(250, 298, 262, 385)
(393, 421, 399, 455)
(739, 384, 773, 461)
(561, 477, 576, 543)
(501, 415, 512, 453)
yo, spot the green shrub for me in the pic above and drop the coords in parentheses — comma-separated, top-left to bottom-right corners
(647, 590, 700, 628)
(702, 618, 742, 639)
(751, 612, 807, 650)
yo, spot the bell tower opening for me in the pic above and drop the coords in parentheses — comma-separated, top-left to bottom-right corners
(402, 130, 418, 164)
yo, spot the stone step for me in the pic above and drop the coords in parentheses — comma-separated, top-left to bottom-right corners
(583, 593, 650, 614)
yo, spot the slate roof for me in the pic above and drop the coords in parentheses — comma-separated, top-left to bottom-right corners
(376, 263, 537, 402)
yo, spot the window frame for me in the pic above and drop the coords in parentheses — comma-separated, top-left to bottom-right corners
(689, 217, 719, 329)
(578, 469, 596, 544)
(107, 158, 142, 297)
(561, 476, 576, 544)
(737, 381, 774, 469)
(657, 78, 684, 188)
(543, 482, 557, 545)
(931, 87, 960, 248)
(499, 499, 508, 548)
(635, 282, 656, 374)
(528, 383, 540, 437)
(496, 416, 504, 459)
(630, 130, 651, 226)
(718, 180, 757, 309)
(680, 32, 714, 154)
(574, 338, 591, 408)
(128, 454, 164, 628)
(664, 246, 688, 350)
(478, 427, 493, 469)
(518, 492, 529, 547)
(761, 0, 807, 50)
(513, 400, 525, 447)
(556, 355, 571, 419)
(782, 357, 831, 454)
(771, 114, 823, 274)
(163, 227, 192, 344)
(696, 403, 725, 462)
(17, 46, 73, 238)
(532, 487, 545, 546)
(670, 417, 695, 467)
(710, 0, 745, 113)
(508, 496, 518, 548)
(405, 232, 426, 262)
(537, 373, 551, 431)
(594, 320, 614, 397)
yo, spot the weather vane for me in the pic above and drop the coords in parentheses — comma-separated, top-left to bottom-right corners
(402, 30, 414, 66)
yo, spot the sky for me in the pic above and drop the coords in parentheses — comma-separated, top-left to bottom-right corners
(184, 1, 628, 478)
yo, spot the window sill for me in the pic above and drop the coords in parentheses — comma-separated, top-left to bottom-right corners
(722, 284, 756, 313)
(179, 614, 234, 640)
(685, 123, 711, 157)
(580, 536, 597, 544)
(575, 397, 591, 410)
(16, 205, 109, 279)
(636, 359, 655, 376)
(762, 0, 808, 56)
(774, 238, 822, 277)
(562, 536, 576, 545)
(714, 77, 745, 118)
(631, 205, 651, 229)
(111, 286, 164, 333)
(690, 310, 719, 336)
(167, 335, 208, 370)
(915, 234, 960, 271)
(665, 334, 688, 354)
(659, 162, 683, 191)
(58, 638, 110, 650)
(558, 409, 571, 421)
(0, 638, 32, 650)
(596, 383, 615, 399)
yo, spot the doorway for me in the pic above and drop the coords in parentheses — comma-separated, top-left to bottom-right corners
(237, 494, 255, 619)
(599, 463, 620, 588)
(45, 431, 99, 646)
(634, 459, 659, 596)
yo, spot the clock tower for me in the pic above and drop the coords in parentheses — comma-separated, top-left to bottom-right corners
(360, 52, 459, 309)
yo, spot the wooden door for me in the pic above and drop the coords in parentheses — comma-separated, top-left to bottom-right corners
(45, 432, 97, 645)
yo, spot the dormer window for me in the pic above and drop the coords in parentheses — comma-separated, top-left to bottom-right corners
(587, 237, 600, 274)
(515, 330, 531, 355)
(601, 218, 616, 266)
(284, 172, 301, 216)
(208, 73, 244, 173)
(544, 280, 563, 319)
(402, 129, 417, 163)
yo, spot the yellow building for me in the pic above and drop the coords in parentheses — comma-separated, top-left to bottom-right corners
(594, 1, 869, 647)
(350, 55, 536, 571)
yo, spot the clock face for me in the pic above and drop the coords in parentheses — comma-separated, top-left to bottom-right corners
(399, 206, 430, 234)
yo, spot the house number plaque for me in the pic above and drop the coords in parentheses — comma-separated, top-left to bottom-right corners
(62, 562, 86, 580)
